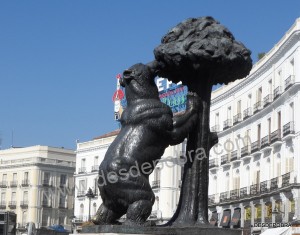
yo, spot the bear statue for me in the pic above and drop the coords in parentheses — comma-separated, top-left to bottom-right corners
(92, 62, 199, 226)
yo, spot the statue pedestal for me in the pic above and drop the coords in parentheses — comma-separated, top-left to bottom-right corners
(80, 225, 242, 235)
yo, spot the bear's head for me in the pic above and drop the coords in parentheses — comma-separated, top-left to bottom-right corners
(120, 63, 159, 103)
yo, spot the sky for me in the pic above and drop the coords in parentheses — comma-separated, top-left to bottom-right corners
(0, 1, 300, 150)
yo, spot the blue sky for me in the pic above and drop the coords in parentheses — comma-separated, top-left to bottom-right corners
(0, 1, 300, 150)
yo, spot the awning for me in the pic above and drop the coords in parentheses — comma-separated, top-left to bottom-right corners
(220, 210, 231, 227)
(230, 208, 241, 226)
(209, 211, 218, 226)
(260, 227, 290, 235)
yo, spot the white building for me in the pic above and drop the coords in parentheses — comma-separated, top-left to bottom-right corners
(0, 145, 76, 234)
(208, 18, 300, 234)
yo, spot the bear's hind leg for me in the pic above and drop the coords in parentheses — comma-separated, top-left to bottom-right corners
(124, 200, 153, 226)
(92, 203, 124, 225)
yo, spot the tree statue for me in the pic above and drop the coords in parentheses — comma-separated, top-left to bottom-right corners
(150, 16, 252, 226)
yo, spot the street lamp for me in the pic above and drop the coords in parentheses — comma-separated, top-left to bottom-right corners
(85, 188, 95, 221)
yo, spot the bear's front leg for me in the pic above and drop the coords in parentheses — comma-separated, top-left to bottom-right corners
(168, 92, 200, 146)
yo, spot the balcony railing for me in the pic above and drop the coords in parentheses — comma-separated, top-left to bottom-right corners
(21, 180, 29, 187)
(0, 181, 7, 188)
(250, 184, 259, 195)
(270, 177, 278, 191)
(78, 167, 86, 174)
(251, 141, 260, 154)
(223, 119, 232, 130)
(282, 173, 291, 187)
(152, 180, 160, 189)
(91, 165, 98, 172)
(274, 86, 282, 100)
(10, 181, 18, 187)
(42, 180, 51, 187)
(221, 154, 230, 165)
(261, 135, 270, 149)
(285, 75, 295, 90)
(8, 201, 17, 209)
(260, 181, 268, 193)
(253, 101, 262, 113)
(211, 125, 220, 132)
(230, 189, 239, 200)
(233, 113, 242, 125)
(243, 107, 252, 120)
(240, 187, 248, 198)
(270, 129, 281, 144)
(208, 194, 216, 204)
(209, 159, 218, 169)
(20, 201, 28, 208)
(283, 122, 295, 137)
(231, 150, 238, 161)
(0, 201, 6, 209)
(241, 146, 250, 158)
(263, 94, 273, 107)
(220, 192, 229, 202)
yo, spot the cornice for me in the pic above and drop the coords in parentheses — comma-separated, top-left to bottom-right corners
(211, 31, 300, 106)
(76, 144, 110, 154)
(0, 162, 75, 171)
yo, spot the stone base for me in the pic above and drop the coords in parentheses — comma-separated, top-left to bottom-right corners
(81, 225, 242, 235)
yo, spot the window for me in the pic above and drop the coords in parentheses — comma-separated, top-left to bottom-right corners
(23, 191, 28, 202)
(248, 94, 252, 108)
(268, 118, 271, 140)
(277, 161, 281, 177)
(253, 170, 260, 185)
(154, 168, 161, 182)
(290, 103, 294, 122)
(59, 193, 66, 207)
(59, 215, 65, 225)
(227, 106, 231, 119)
(215, 113, 219, 126)
(81, 158, 86, 168)
(268, 79, 273, 94)
(24, 172, 29, 181)
(79, 180, 86, 193)
(290, 59, 295, 75)
(245, 207, 251, 220)
(93, 178, 98, 195)
(60, 174, 67, 186)
(93, 203, 97, 216)
(80, 204, 84, 218)
(1, 192, 6, 203)
(278, 111, 281, 130)
(237, 100, 241, 114)
(257, 87, 262, 102)
(42, 214, 49, 226)
(290, 199, 295, 213)
(266, 203, 272, 218)
(43, 172, 50, 184)
(286, 157, 294, 173)
(257, 124, 261, 143)
(233, 176, 240, 190)
(94, 156, 99, 166)
(2, 174, 7, 182)
(255, 204, 262, 219)
(22, 211, 27, 227)
(11, 192, 16, 202)
(12, 173, 17, 182)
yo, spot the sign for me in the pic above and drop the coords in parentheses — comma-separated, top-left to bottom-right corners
(112, 89, 125, 102)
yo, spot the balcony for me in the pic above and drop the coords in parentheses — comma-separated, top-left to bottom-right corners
(21, 180, 29, 187)
(221, 154, 230, 166)
(0, 201, 6, 209)
(270, 129, 282, 145)
(230, 150, 238, 162)
(263, 94, 273, 107)
(282, 173, 291, 187)
(91, 165, 98, 172)
(230, 189, 239, 200)
(77, 191, 86, 198)
(211, 125, 220, 132)
(0, 181, 7, 188)
(233, 113, 242, 125)
(41, 200, 52, 208)
(243, 107, 252, 120)
(260, 181, 268, 194)
(261, 135, 271, 150)
(208, 194, 216, 204)
(8, 201, 17, 209)
(152, 180, 160, 189)
(251, 141, 261, 154)
(42, 180, 51, 187)
(241, 146, 250, 158)
(274, 86, 282, 100)
(220, 191, 229, 202)
(253, 101, 262, 114)
(240, 187, 248, 198)
(209, 159, 218, 169)
(20, 201, 28, 208)
(285, 75, 295, 90)
(10, 181, 18, 188)
(283, 122, 295, 138)
(223, 119, 232, 130)
(250, 184, 259, 195)
(270, 177, 278, 191)
(78, 167, 86, 174)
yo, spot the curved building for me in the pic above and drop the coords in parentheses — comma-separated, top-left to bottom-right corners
(208, 18, 300, 234)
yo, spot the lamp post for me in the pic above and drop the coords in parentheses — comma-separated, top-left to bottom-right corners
(85, 188, 95, 221)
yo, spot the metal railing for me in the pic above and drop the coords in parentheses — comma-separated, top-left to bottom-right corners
(261, 135, 270, 149)
(21, 180, 29, 187)
(42, 179, 51, 187)
(152, 180, 160, 189)
(260, 181, 268, 193)
(77, 191, 86, 197)
(283, 122, 295, 137)
(211, 125, 220, 132)
(282, 173, 291, 187)
(243, 107, 252, 119)
(209, 159, 218, 169)
(221, 154, 230, 165)
(231, 150, 238, 161)
(241, 146, 250, 158)
(253, 101, 262, 113)
(285, 75, 295, 90)
(230, 189, 239, 200)
(78, 167, 86, 174)
(270, 129, 282, 143)
(20, 201, 28, 208)
(0, 181, 7, 188)
(233, 113, 242, 125)
(223, 119, 232, 130)
(10, 181, 18, 187)
(263, 94, 273, 107)
(8, 201, 17, 208)
(251, 141, 260, 154)
(274, 86, 282, 100)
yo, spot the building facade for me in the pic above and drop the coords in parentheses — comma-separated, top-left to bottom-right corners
(208, 18, 300, 233)
(0, 145, 76, 234)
